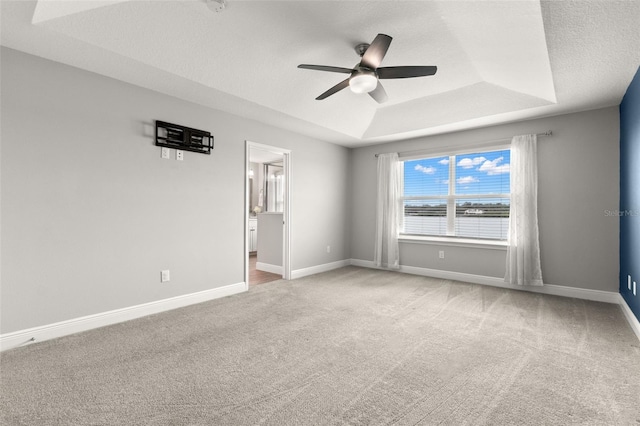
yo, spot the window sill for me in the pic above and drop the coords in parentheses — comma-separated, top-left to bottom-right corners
(399, 235, 508, 250)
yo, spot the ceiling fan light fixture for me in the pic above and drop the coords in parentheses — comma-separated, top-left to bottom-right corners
(349, 73, 377, 94)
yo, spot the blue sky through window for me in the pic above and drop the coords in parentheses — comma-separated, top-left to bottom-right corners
(404, 149, 511, 197)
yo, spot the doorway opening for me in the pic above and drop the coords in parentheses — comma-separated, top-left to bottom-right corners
(245, 141, 291, 288)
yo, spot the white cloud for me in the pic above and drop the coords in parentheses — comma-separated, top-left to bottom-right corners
(415, 164, 436, 174)
(478, 157, 510, 175)
(457, 156, 486, 168)
(438, 158, 449, 165)
(489, 164, 510, 175)
(456, 176, 479, 184)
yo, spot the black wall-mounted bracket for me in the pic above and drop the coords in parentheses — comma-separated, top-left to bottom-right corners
(155, 120, 213, 155)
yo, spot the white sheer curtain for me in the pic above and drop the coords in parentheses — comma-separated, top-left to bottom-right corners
(505, 134, 543, 286)
(374, 153, 402, 270)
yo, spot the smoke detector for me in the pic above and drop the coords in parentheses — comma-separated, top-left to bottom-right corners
(205, 0, 226, 12)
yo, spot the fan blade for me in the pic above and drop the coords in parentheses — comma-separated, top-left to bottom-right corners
(377, 66, 437, 79)
(360, 34, 392, 70)
(316, 78, 350, 100)
(368, 82, 388, 104)
(298, 64, 354, 74)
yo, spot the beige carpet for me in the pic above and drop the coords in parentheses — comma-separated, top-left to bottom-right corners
(2, 266, 639, 425)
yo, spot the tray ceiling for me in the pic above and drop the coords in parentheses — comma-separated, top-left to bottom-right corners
(2, 0, 639, 147)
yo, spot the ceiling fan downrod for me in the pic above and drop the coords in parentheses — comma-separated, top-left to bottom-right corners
(355, 43, 370, 57)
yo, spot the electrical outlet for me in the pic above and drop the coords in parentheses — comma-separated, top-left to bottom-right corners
(161, 270, 170, 282)
(326, 245, 331, 253)
(161, 147, 170, 159)
(176, 150, 184, 161)
(439, 250, 445, 259)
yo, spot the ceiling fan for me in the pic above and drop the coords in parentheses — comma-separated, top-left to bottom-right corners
(298, 34, 437, 104)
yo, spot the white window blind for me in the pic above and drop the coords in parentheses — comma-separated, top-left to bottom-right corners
(401, 148, 511, 240)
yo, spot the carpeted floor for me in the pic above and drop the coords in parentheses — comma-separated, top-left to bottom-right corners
(1, 266, 639, 425)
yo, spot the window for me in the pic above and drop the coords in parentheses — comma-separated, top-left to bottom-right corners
(401, 147, 511, 240)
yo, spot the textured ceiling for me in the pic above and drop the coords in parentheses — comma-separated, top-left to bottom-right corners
(2, 0, 640, 147)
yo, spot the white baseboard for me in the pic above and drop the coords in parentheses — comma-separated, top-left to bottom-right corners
(350, 259, 620, 304)
(0, 282, 246, 352)
(291, 259, 351, 280)
(618, 295, 640, 341)
(256, 262, 282, 275)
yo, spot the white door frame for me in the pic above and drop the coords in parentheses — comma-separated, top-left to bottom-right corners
(245, 141, 292, 288)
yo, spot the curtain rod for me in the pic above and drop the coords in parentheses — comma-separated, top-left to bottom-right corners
(374, 131, 552, 158)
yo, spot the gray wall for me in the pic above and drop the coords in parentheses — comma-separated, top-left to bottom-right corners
(257, 213, 283, 267)
(350, 107, 620, 292)
(1, 48, 351, 333)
